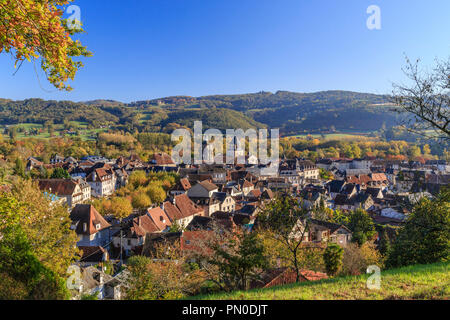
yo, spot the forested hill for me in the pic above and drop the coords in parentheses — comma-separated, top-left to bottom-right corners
(0, 90, 400, 135)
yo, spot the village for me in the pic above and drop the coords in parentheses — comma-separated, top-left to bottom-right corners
(24, 152, 450, 299)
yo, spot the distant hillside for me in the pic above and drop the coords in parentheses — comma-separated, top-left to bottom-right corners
(130, 91, 400, 134)
(192, 262, 449, 300)
(0, 98, 119, 127)
(83, 99, 125, 107)
(161, 108, 266, 131)
(0, 91, 401, 134)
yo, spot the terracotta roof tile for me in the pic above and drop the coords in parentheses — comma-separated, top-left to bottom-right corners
(38, 179, 77, 196)
(173, 194, 203, 218)
(199, 180, 219, 192)
(151, 153, 175, 165)
(147, 207, 171, 231)
(131, 214, 159, 236)
(70, 204, 111, 235)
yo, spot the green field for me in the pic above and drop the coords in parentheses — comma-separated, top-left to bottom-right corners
(191, 262, 449, 300)
(3, 122, 108, 141)
(286, 132, 376, 141)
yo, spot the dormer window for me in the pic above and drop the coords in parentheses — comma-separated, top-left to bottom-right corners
(96, 224, 101, 230)
(70, 221, 78, 230)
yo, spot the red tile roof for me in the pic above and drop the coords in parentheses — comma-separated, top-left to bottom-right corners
(173, 194, 203, 218)
(179, 178, 191, 190)
(152, 153, 175, 165)
(131, 214, 160, 236)
(199, 180, 219, 192)
(38, 179, 78, 196)
(147, 207, 171, 231)
(260, 268, 328, 289)
(180, 230, 215, 255)
(242, 179, 254, 188)
(247, 189, 262, 198)
(371, 173, 387, 181)
(70, 204, 111, 235)
(173, 178, 191, 191)
(79, 246, 108, 263)
(163, 201, 183, 222)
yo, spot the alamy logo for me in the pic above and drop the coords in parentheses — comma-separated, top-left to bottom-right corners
(366, 265, 381, 290)
(66, 265, 82, 290)
(171, 121, 280, 175)
(366, 5, 381, 30)
(66, 5, 82, 31)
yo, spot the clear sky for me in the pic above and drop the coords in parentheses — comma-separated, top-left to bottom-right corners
(0, 0, 449, 102)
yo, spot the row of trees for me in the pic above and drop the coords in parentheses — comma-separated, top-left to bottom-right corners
(280, 136, 447, 161)
(92, 171, 177, 217)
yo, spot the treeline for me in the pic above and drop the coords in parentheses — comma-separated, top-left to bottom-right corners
(0, 131, 174, 172)
(280, 136, 448, 160)
(1, 90, 401, 136)
(0, 99, 119, 127)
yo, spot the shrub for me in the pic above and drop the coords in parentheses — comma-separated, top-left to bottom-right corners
(341, 242, 382, 276)
(323, 243, 344, 276)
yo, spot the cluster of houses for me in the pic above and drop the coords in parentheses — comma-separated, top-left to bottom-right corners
(24, 153, 449, 299)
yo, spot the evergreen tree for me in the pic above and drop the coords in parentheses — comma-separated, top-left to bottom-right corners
(387, 188, 450, 267)
(323, 243, 344, 276)
(348, 208, 376, 246)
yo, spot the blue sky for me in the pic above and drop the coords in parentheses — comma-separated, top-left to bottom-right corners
(0, 0, 449, 102)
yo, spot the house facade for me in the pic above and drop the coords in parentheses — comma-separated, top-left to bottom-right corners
(70, 204, 112, 247)
(38, 179, 86, 208)
(87, 168, 116, 197)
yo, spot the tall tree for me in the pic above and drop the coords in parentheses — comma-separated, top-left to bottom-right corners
(323, 243, 344, 277)
(0, 193, 69, 299)
(50, 167, 70, 179)
(10, 179, 79, 277)
(348, 208, 376, 246)
(257, 195, 310, 282)
(8, 126, 17, 140)
(125, 241, 204, 300)
(146, 184, 166, 204)
(393, 56, 450, 140)
(387, 187, 450, 268)
(0, 0, 91, 90)
(109, 197, 133, 220)
(207, 230, 267, 292)
(14, 157, 26, 178)
(131, 191, 151, 209)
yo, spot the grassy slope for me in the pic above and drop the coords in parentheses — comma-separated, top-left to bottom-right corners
(192, 262, 449, 300)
